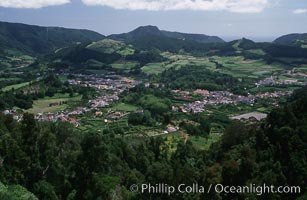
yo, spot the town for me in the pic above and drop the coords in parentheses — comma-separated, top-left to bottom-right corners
(172, 89, 293, 114)
(3, 79, 295, 127)
(2, 73, 142, 126)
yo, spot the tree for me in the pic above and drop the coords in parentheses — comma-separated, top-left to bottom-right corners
(0, 182, 38, 200)
(91, 174, 120, 199)
(33, 181, 58, 200)
(221, 120, 248, 150)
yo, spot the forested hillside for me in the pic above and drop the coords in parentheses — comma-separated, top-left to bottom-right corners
(0, 87, 306, 199)
(274, 33, 307, 47)
(0, 21, 104, 55)
(108, 25, 224, 43)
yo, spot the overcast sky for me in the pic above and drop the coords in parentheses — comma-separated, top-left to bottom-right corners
(0, 0, 306, 41)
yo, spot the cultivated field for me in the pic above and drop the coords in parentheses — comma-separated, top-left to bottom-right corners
(87, 39, 135, 56)
(26, 94, 82, 114)
(1, 81, 31, 92)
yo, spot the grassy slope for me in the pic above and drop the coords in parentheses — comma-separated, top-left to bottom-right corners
(86, 39, 134, 56)
(1, 81, 31, 92)
(26, 93, 82, 114)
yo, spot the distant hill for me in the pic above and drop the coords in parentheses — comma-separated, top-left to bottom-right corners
(0, 21, 105, 55)
(108, 25, 224, 43)
(236, 38, 257, 50)
(52, 44, 121, 66)
(274, 33, 307, 47)
(161, 30, 224, 43)
(50, 38, 165, 70)
(108, 26, 226, 53)
(86, 39, 135, 56)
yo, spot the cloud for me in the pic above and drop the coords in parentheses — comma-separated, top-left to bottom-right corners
(82, 0, 270, 13)
(293, 8, 307, 14)
(0, 0, 70, 9)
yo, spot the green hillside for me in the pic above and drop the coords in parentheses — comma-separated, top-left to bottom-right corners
(274, 33, 307, 47)
(108, 25, 224, 43)
(86, 39, 135, 56)
(0, 21, 105, 55)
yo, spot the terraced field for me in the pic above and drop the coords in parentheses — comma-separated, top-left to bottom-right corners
(209, 56, 284, 78)
(142, 52, 286, 79)
(142, 53, 216, 75)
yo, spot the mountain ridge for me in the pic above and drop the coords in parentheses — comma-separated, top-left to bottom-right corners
(0, 21, 105, 55)
(274, 33, 307, 46)
(108, 25, 225, 43)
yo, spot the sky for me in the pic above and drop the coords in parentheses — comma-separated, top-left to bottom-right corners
(0, 0, 306, 41)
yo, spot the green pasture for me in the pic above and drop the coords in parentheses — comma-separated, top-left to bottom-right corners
(142, 53, 218, 75)
(209, 56, 284, 78)
(190, 134, 221, 151)
(78, 114, 131, 133)
(1, 81, 31, 92)
(157, 52, 286, 78)
(160, 131, 222, 152)
(111, 62, 138, 71)
(141, 63, 165, 74)
(0, 61, 12, 69)
(26, 94, 82, 114)
(87, 39, 135, 56)
(0, 77, 22, 81)
(249, 86, 301, 93)
(160, 132, 184, 153)
(111, 103, 138, 112)
(246, 49, 266, 55)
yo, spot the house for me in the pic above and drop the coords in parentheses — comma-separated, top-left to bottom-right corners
(231, 112, 267, 121)
(3, 110, 10, 115)
(194, 89, 209, 96)
(95, 111, 103, 116)
(166, 125, 179, 133)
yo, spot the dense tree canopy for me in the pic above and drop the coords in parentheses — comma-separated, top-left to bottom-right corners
(0, 87, 306, 199)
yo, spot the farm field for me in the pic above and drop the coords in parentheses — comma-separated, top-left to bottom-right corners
(246, 49, 266, 55)
(160, 132, 186, 153)
(163, 52, 217, 70)
(190, 134, 221, 151)
(87, 39, 135, 56)
(142, 53, 217, 75)
(0, 77, 22, 81)
(26, 94, 82, 114)
(0, 50, 35, 70)
(141, 63, 165, 74)
(78, 118, 108, 132)
(0, 61, 12, 69)
(78, 116, 130, 133)
(142, 52, 288, 80)
(111, 62, 138, 72)
(111, 103, 138, 112)
(209, 56, 284, 78)
(78, 103, 137, 131)
(204, 104, 254, 116)
(249, 85, 301, 93)
(1, 81, 31, 92)
(160, 131, 222, 152)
